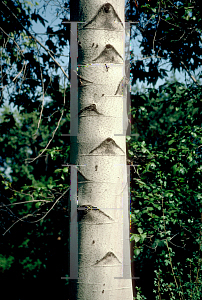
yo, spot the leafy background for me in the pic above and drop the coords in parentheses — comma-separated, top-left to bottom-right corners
(0, 1, 201, 299)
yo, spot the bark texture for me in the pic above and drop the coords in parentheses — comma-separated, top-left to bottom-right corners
(70, 1, 133, 299)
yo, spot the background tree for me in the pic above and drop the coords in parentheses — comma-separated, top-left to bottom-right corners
(0, 1, 71, 299)
(126, 0, 202, 86)
(130, 80, 202, 299)
(125, 1, 202, 298)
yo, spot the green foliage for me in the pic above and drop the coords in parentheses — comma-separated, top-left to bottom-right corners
(126, 0, 202, 85)
(130, 81, 202, 299)
(0, 254, 14, 272)
(134, 287, 147, 300)
(0, 1, 71, 298)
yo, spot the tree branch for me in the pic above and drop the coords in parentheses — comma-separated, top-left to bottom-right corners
(0, 26, 24, 56)
(171, 51, 199, 85)
(1, 0, 69, 79)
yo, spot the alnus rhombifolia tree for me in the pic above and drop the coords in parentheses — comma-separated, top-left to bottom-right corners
(70, 0, 133, 299)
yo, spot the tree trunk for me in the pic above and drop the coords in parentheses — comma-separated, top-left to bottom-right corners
(70, 0, 133, 299)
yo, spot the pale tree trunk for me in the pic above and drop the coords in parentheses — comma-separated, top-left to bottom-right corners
(70, 0, 133, 299)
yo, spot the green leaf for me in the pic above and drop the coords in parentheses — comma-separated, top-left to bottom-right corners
(54, 168, 62, 173)
(168, 148, 177, 152)
(140, 233, 147, 243)
(63, 167, 69, 173)
(134, 248, 141, 256)
(35, 201, 42, 208)
(138, 228, 143, 234)
(0, 254, 14, 271)
(131, 234, 141, 242)
(168, 140, 175, 145)
(47, 184, 54, 189)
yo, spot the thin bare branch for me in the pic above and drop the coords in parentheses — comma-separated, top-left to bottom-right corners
(170, 51, 199, 85)
(30, 187, 70, 223)
(180, 61, 199, 85)
(1, 0, 69, 79)
(167, 0, 179, 10)
(161, 192, 183, 299)
(153, 1, 161, 54)
(143, 14, 157, 30)
(0, 26, 24, 56)
(36, 43, 45, 132)
(13, 61, 27, 81)
(131, 54, 164, 62)
(1, 186, 69, 234)
(27, 76, 66, 163)
(0, 200, 52, 208)
(3, 214, 33, 236)
(168, 239, 186, 249)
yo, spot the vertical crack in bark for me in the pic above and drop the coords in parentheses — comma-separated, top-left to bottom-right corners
(94, 252, 121, 265)
(83, 3, 123, 30)
(89, 138, 125, 155)
(92, 44, 123, 64)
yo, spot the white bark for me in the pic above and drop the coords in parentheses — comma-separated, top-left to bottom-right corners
(70, 1, 133, 299)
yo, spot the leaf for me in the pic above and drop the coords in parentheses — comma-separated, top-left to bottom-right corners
(63, 167, 69, 173)
(168, 148, 177, 152)
(131, 234, 141, 242)
(134, 248, 141, 256)
(47, 184, 54, 189)
(172, 164, 178, 175)
(138, 228, 143, 234)
(140, 233, 147, 243)
(0, 254, 14, 271)
(54, 168, 62, 173)
(168, 140, 175, 145)
(35, 202, 41, 208)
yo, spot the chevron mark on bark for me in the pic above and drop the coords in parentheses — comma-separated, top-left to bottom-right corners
(115, 77, 130, 95)
(89, 138, 124, 155)
(94, 252, 121, 266)
(78, 170, 91, 183)
(92, 44, 123, 64)
(77, 205, 114, 222)
(83, 3, 123, 30)
(78, 104, 102, 117)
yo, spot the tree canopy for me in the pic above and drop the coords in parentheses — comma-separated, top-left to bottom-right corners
(126, 0, 202, 85)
